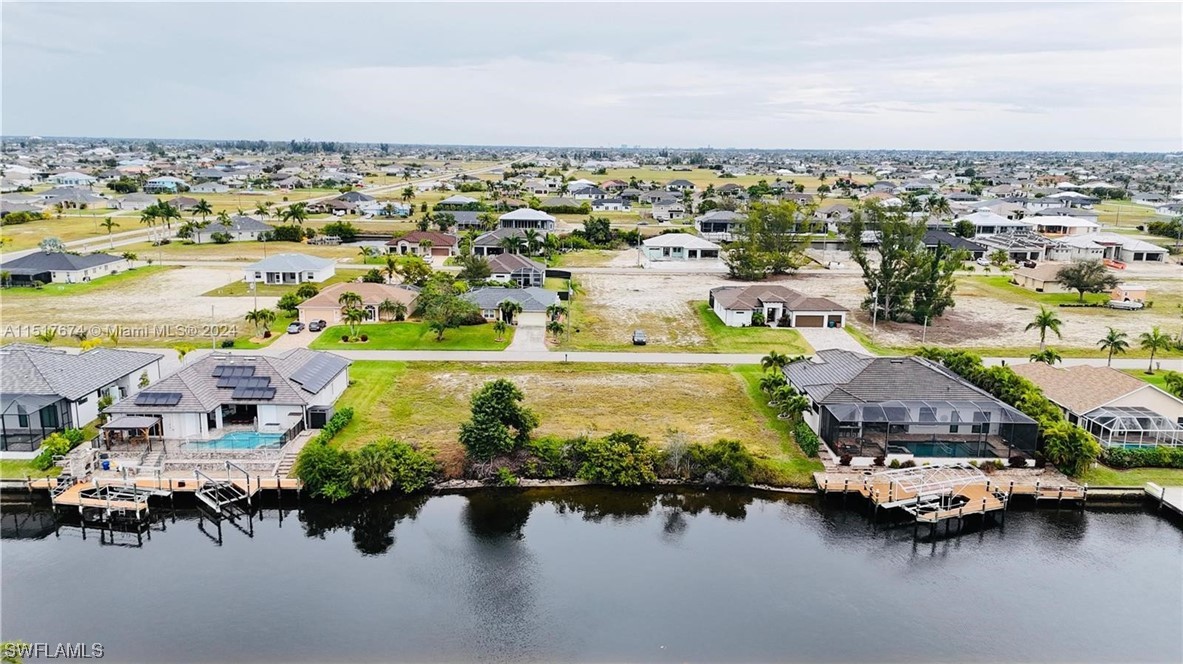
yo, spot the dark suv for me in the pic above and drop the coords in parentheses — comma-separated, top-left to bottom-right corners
(632, 330, 647, 346)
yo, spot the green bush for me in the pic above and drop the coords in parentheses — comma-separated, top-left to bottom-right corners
(523, 435, 573, 478)
(793, 421, 820, 457)
(494, 466, 520, 487)
(349, 439, 439, 494)
(314, 407, 354, 444)
(458, 379, 538, 461)
(295, 442, 353, 501)
(684, 439, 757, 485)
(32, 429, 86, 471)
(1102, 446, 1183, 470)
(571, 432, 660, 486)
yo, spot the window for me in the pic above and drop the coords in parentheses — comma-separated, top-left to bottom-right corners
(17, 414, 29, 428)
(39, 407, 59, 429)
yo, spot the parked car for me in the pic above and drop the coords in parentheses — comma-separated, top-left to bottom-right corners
(975, 257, 991, 267)
(1107, 299, 1144, 310)
(632, 330, 647, 346)
(308, 319, 327, 332)
(1021, 260, 1038, 268)
(286, 322, 306, 334)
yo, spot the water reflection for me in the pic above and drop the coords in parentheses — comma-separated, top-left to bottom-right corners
(299, 493, 428, 556)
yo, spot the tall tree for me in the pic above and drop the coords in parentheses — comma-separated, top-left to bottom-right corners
(1056, 259, 1119, 302)
(100, 217, 120, 249)
(1138, 326, 1172, 374)
(1097, 327, 1129, 367)
(1025, 306, 1063, 351)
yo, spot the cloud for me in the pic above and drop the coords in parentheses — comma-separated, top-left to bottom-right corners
(1, 2, 1179, 150)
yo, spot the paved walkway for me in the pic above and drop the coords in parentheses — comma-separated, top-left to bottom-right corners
(506, 313, 549, 352)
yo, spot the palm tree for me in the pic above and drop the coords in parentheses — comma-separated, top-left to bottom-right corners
(175, 344, 195, 364)
(1139, 326, 1172, 374)
(758, 372, 786, 395)
(358, 246, 376, 264)
(100, 217, 120, 248)
(778, 394, 811, 422)
(280, 202, 307, 225)
(418, 239, 433, 257)
(1025, 306, 1063, 351)
(193, 199, 213, 223)
(338, 290, 363, 311)
(924, 195, 951, 219)
(244, 309, 276, 336)
(34, 329, 57, 344)
(523, 228, 541, 255)
(392, 301, 408, 321)
(769, 384, 797, 407)
(255, 201, 274, 220)
(498, 299, 523, 324)
(546, 320, 565, 341)
(546, 303, 566, 322)
(761, 350, 790, 372)
(492, 320, 508, 341)
(1097, 327, 1129, 366)
(156, 202, 181, 231)
(350, 443, 395, 493)
(139, 206, 159, 241)
(1029, 349, 1062, 365)
(543, 232, 562, 259)
(216, 210, 232, 225)
(499, 235, 524, 255)
(401, 186, 415, 202)
(343, 307, 367, 339)
(382, 202, 397, 218)
(378, 298, 399, 321)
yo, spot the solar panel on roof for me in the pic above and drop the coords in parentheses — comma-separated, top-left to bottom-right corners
(216, 375, 271, 389)
(134, 392, 182, 406)
(289, 354, 346, 393)
(212, 365, 256, 378)
(231, 386, 276, 400)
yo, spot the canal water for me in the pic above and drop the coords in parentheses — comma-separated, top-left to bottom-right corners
(2, 489, 1181, 663)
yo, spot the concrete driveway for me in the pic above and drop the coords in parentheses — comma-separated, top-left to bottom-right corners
(507, 312, 549, 352)
(796, 326, 867, 354)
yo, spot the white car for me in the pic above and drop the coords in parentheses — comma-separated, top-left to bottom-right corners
(1108, 299, 1145, 310)
(975, 257, 991, 266)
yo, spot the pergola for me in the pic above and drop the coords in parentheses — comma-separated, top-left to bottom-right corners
(1081, 406, 1183, 448)
(100, 415, 162, 450)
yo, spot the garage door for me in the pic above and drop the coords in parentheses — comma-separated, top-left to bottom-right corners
(794, 315, 825, 328)
(517, 312, 547, 327)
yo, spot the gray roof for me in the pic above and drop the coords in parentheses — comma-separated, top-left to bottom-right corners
(204, 216, 273, 234)
(106, 349, 349, 414)
(0, 344, 162, 402)
(785, 350, 992, 404)
(1, 251, 123, 275)
(474, 227, 529, 246)
(247, 253, 334, 272)
(487, 253, 545, 274)
(463, 287, 559, 312)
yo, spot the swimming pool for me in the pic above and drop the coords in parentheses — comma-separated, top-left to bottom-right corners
(188, 431, 284, 450)
(893, 441, 994, 458)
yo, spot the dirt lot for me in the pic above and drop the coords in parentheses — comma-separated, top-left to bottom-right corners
(1, 266, 275, 338)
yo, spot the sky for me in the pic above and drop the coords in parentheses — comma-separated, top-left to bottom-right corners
(2, 2, 1181, 151)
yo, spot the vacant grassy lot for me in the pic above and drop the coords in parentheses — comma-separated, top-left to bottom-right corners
(119, 240, 365, 263)
(566, 168, 874, 192)
(1095, 201, 1168, 229)
(551, 249, 627, 268)
(0, 211, 139, 252)
(0, 265, 173, 299)
(331, 361, 819, 485)
(697, 303, 814, 354)
(1078, 465, 1183, 487)
(961, 275, 1110, 306)
(309, 321, 512, 350)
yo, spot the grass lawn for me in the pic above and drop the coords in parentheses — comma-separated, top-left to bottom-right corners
(0, 459, 60, 480)
(543, 276, 570, 293)
(551, 249, 624, 268)
(1095, 201, 1168, 228)
(118, 240, 364, 263)
(0, 212, 139, 252)
(0, 265, 174, 299)
(1078, 465, 1183, 487)
(696, 303, 814, 355)
(1121, 369, 1180, 391)
(309, 321, 513, 350)
(733, 365, 826, 486)
(201, 271, 361, 297)
(960, 275, 1110, 307)
(231, 314, 296, 349)
(331, 361, 818, 486)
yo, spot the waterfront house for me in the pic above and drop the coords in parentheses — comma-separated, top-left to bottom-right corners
(709, 284, 847, 328)
(499, 208, 556, 230)
(785, 350, 1039, 460)
(103, 350, 350, 443)
(386, 231, 459, 260)
(0, 344, 163, 451)
(244, 253, 335, 285)
(194, 216, 273, 243)
(297, 282, 418, 326)
(1009, 363, 1183, 448)
(0, 251, 131, 285)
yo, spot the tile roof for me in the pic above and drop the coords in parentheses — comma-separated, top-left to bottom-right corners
(387, 231, 458, 247)
(247, 253, 334, 272)
(488, 253, 545, 273)
(0, 345, 162, 401)
(710, 284, 847, 314)
(463, 287, 558, 312)
(297, 282, 418, 310)
(786, 350, 991, 404)
(1, 251, 124, 275)
(1008, 363, 1149, 413)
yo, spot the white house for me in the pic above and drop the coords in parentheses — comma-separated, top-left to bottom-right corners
(641, 233, 721, 263)
(0, 251, 131, 285)
(709, 285, 847, 328)
(592, 197, 630, 212)
(244, 253, 335, 285)
(47, 171, 96, 187)
(144, 176, 190, 193)
(695, 210, 745, 241)
(110, 193, 160, 210)
(191, 181, 230, 194)
(195, 216, 273, 243)
(953, 211, 1034, 236)
(0, 344, 163, 452)
(652, 201, 687, 222)
(104, 350, 350, 442)
(499, 208, 556, 230)
(1046, 233, 1168, 264)
(487, 253, 546, 287)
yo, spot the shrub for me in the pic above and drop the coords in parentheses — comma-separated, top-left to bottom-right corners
(793, 421, 820, 457)
(277, 292, 302, 314)
(889, 458, 901, 469)
(295, 442, 353, 501)
(684, 439, 757, 485)
(31, 429, 86, 471)
(1101, 446, 1183, 470)
(458, 379, 538, 461)
(359, 334, 368, 342)
(523, 436, 573, 479)
(220, 339, 236, 348)
(873, 456, 885, 467)
(494, 466, 520, 487)
(571, 432, 660, 486)
(900, 460, 917, 469)
(341, 334, 350, 342)
(210, 231, 232, 244)
(1009, 455, 1028, 468)
(839, 454, 852, 466)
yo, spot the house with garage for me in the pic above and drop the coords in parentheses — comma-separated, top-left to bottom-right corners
(244, 253, 335, 285)
(103, 350, 350, 443)
(499, 208, 556, 230)
(975, 233, 1048, 262)
(641, 233, 721, 264)
(1012, 263, 1070, 293)
(297, 282, 418, 326)
(194, 215, 273, 243)
(488, 253, 545, 287)
(1045, 233, 1168, 264)
(666, 179, 696, 193)
(40, 187, 107, 209)
(592, 197, 630, 212)
(386, 231, 459, 260)
(922, 230, 986, 260)
(463, 287, 559, 321)
(0, 251, 131, 286)
(110, 192, 160, 210)
(695, 210, 744, 241)
(709, 284, 847, 328)
(1032, 216, 1100, 237)
(1, 344, 163, 451)
(785, 350, 1039, 460)
(652, 201, 687, 222)
(1010, 364, 1182, 448)
(47, 171, 97, 187)
(191, 181, 230, 194)
(953, 211, 1034, 236)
